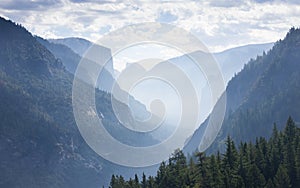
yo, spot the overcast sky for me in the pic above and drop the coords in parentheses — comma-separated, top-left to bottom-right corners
(0, 0, 300, 52)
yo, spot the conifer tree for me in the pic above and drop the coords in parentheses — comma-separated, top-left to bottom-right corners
(273, 164, 291, 188)
(141, 173, 147, 188)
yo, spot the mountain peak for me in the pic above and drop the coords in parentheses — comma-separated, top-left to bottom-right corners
(0, 16, 32, 40)
(0, 17, 63, 76)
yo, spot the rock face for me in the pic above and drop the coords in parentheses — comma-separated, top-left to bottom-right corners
(49, 37, 115, 92)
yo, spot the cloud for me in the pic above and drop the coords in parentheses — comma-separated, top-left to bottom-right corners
(208, 0, 247, 8)
(0, 0, 62, 11)
(69, 0, 121, 4)
(0, 0, 300, 52)
(253, 0, 273, 3)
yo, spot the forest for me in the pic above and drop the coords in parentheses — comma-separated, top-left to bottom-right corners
(110, 117, 300, 188)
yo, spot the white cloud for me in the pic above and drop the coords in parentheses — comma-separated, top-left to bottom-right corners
(113, 43, 183, 71)
(0, 0, 300, 52)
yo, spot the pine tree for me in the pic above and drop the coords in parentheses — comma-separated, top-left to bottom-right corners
(141, 173, 147, 188)
(265, 179, 274, 188)
(246, 163, 266, 187)
(148, 176, 155, 188)
(273, 164, 291, 188)
(195, 152, 207, 187)
(283, 117, 297, 186)
(206, 155, 223, 188)
(237, 142, 249, 185)
(269, 124, 283, 178)
(156, 161, 168, 187)
(295, 135, 300, 186)
(168, 149, 187, 188)
(119, 176, 126, 188)
(128, 178, 134, 187)
(134, 174, 140, 188)
(222, 136, 239, 188)
(187, 157, 197, 187)
(110, 174, 116, 188)
(284, 117, 296, 143)
(255, 137, 268, 177)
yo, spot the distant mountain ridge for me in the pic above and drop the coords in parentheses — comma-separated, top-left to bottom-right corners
(131, 42, 274, 136)
(51, 37, 273, 86)
(213, 42, 274, 84)
(46, 37, 116, 92)
(185, 27, 300, 154)
(49, 37, 115, 78)
(49, 37, 92, 56)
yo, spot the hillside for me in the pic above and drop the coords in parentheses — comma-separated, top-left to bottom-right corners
(0, 17, 156, 187)
(185, 27, 300, 154)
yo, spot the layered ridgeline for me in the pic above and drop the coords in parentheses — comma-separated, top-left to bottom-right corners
(49, 37, 115, 78)
(0, 17, 157, 187)
(157, 43, 274, 133)
(44, 33, 273, 134)
(185, 27, 300, 154)
(49, 37, 93, 57)
(169, 42, 273, 85)
(36, 37, 115, 92)
(37, 37, 152, 129)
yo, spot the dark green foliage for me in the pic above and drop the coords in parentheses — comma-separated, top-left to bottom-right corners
(222, 136, 240, 188)
(273, 164, 291, 188)
(110, 117, 300, 188)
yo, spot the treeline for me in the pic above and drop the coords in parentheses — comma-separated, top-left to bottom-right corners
(109, 117, 300, 188)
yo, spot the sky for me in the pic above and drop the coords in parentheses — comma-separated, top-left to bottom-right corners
(0, 0, 300, 52)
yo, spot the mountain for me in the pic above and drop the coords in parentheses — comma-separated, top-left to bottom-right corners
(49, 37, 92, 57)
(185, 27, 300, 154)
(0, 17, 106, 188)
(214, 43, 274, 84)
(35, 36, 81, 74)
(169, 43, 273, 86)
(37, 37, 155, 140)
(50, 38, 273, 92)
(0, 17, 158, 187)
(38, 37, 115, 92)
(49, 37, 115, 78)
(131, 43, 273, 135)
